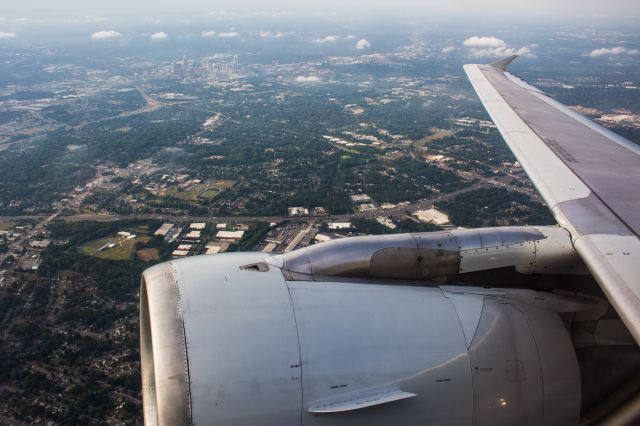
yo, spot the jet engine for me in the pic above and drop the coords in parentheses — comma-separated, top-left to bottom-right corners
(140, 226, 632, 425)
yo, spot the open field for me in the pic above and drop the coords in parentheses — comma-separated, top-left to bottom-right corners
(165, 179, 236, 201)
(417, 128, 455, 144)
(0, 220, 14, 231)
(137, 248, 160, 261)
(197, 188, 219, 199)
(80, 234, 151, 260)
(166, 188, 197, 200)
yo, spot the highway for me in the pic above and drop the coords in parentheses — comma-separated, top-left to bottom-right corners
(0, 182, 493, 224)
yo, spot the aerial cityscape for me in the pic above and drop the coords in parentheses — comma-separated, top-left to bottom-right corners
(0, 3, 639, 424)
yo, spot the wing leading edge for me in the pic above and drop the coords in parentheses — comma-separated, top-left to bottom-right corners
(464, 57, 640, 344)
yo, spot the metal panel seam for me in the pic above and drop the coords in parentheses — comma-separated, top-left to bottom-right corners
(510, 303, 547, 425)
(441, 288, 482, 348)
(285, 282, 304, 426)
(170, 261, 193, 424)
(466, 297, 486, 423)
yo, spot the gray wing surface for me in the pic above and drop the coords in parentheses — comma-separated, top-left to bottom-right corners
(464, 56, 640, 344)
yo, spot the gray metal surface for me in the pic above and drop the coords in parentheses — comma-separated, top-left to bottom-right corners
(515, 302, 581, 426)
(468, 299, 544, 426)
(177, 253, 303, 426)
(443, 292, 485, 347)
(308, 388, 417, 414)
(466, 297, 581, 426)
(140, 262, 192, 426)
(479, 64, 640, 236)
(281, 226, 581, 281)
(142, 253, 303, 426)
(465, 59, 640, 345)
(288, 281, 474, 426)
(141, 248, 589, 426)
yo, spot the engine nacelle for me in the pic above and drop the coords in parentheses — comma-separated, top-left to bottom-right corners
(141, 245, 585, 425)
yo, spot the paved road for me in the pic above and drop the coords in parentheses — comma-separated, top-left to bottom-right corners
(0, 183, 486, 224)
(0, 180, 540, 225)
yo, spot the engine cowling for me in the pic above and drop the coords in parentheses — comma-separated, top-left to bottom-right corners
(140, 244, 584, 425)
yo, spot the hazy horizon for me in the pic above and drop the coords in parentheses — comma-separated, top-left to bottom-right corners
(1, 0, 639, 22)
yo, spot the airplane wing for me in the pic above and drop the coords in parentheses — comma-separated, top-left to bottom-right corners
(464, 56, 640, 344)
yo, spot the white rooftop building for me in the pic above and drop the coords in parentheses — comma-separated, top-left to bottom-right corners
(350, 194, 372, 203)
(358, 203, 378, 213)
(206, 241, 231, 253)
(30, 240, 51, 249)
(154, 223, 174, 236)
(376, 217, 397, 229)
(414, 208, 450, 225)
(190, 223, 206, 230)
(216, 230, 245, 240)
(288, 207, 309, 216)
(314, 234, 333, 243)
(206, 246, 222, 254)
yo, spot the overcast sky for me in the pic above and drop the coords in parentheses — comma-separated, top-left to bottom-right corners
(1, 0, 639, 21)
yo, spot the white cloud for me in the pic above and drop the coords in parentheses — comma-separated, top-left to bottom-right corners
(218, 31, 239, 38)
(0, 31, 16, 39)
(442, 46, 455, 54)
(259, 31, 290, 38)
(315, 35, 340, 43)
(356, 38, 371, 50)
(150, 32, 168, 40)
(345, 34, 358, 40)
(462, 36, 535, 58)
(90, 30, 122, 40)
(463, 36, 506, 48)
(201, 30, 216, 38)
(295, 76, 321, 83)
(469, 45, 534, 58)
(587, 46, 638, 57)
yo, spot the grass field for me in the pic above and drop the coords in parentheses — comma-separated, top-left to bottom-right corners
(197, 188, 219, 199)
(137, 248, 160, 261)
(166, 188, 197, 200)
(0, 220, 14, 231)
(165, 179, 236, 201)
(416, 128, 455, 144)
(80, 234, 151, 261)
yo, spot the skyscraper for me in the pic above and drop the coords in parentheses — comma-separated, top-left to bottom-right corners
(182, 55, 188, 77)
